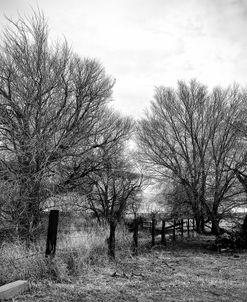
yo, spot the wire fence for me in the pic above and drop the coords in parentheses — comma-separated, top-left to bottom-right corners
(0, 211, 106, 271)
(0, 212, 199, 272)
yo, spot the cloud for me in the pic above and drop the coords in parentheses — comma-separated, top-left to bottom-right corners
(1, 0, 247, 116)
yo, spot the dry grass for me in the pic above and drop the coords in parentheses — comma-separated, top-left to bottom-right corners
(0, 224, 132, 285)
(0, 241, 49, 285)
(12, 235, 247, 302)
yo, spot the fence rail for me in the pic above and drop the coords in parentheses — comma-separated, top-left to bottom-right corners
(126, 216, 197, 255)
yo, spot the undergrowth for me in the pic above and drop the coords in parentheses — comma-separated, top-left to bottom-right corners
(0, 224, 133, 285)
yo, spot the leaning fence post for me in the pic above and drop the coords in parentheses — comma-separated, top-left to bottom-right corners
(132, 218, 139, 255)
(45, 210, 59, 258)
(151, 216, 156, 246)
(161, 219, 166, 245)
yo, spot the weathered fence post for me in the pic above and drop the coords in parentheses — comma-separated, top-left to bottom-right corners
(181, 219, 183, 238)
(45, 210, 59, 258)
(161, 219, 166, 245)
(173, 219, 176, 241)
(187, 219, 190, 238)
(151, 216, 156, 246)
(192, 218, 195, 237)
(132, 218, 139, 255)
(108, 221, 116, 259)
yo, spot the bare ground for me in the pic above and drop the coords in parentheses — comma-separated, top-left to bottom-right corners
(16, 236, 247, 302)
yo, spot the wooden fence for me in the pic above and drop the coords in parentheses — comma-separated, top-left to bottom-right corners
(130, 217, 196, 255)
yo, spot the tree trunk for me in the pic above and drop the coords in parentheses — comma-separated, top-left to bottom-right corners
(190, 193, 205, 234)
(195, 214, 205, 233)
(211, 217, 220, 236)
(132, 218, 138, 255)
(209, 205, 221, 235)
(108, 221, 116, 259)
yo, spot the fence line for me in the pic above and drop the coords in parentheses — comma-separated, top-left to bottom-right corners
(1, 211, 199, 265)
(129, 217, 197, 253)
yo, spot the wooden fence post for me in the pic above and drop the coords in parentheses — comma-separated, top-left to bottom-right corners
(187, 219, 190, 238)
(132, 218, 139, 255)
(181, 219, 183, 238)
(45, 210, 59, 258)
(161, 219, 166, 245)
(151, 217, 156, 246)
(192, 218, 195, 237)
(173, 219, 176, 241)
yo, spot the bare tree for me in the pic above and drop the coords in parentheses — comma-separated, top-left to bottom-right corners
(0, 11, 115, 242)
(203, 87, 244, 234)
(137, 80, 210, 231)
(137, 80, 244, 234)
(86, 158, 142, 259)
(81, 117, 142, 258)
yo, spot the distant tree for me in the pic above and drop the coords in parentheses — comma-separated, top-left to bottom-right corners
(0, 11, 115, 242)
(137, 81, 210, 232)
(83, 150, 142, 259)
(137, 80, 244, 234)
(227, 116, 247, 231)
(166, 181, 194, 218)
(201, 86, 245, 234)
(126, 193, 142, 218)
(228, 109, 247, 196)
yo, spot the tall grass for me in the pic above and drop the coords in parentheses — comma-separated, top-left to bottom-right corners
(0, 223, 133, 285)
(0, 241, 49, 285)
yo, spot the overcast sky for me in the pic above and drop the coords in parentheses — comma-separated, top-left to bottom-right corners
(1, 0, 247, 118)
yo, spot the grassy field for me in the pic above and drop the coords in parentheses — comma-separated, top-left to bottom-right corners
(11, 235, 247, 302)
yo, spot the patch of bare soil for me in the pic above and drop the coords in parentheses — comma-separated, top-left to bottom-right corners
(16, 237, 247, 302)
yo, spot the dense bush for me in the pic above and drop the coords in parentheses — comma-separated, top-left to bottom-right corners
(214, 215, 247, 250)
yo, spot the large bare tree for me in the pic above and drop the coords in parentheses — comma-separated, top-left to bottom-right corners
(0, 12, 115, 241)
(203, 86, 244, 234)
(137, 80, 244, 234)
